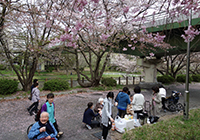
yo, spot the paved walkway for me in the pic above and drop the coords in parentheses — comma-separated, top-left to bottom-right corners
(0, 83, 200, 140)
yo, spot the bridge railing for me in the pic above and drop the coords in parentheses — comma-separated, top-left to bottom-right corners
(142, 8, 200, 28)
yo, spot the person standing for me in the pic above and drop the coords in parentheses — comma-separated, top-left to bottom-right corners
(159, 85, 167, 112)
(115, 87, 131, 118)
(28, 79, 38, 100)
(41, 93, 64, 138)
(132, 86, 145, 119)
(101, 92, 114, 140)
(151, 86, 162, 116)
(27, 83, 40, 116)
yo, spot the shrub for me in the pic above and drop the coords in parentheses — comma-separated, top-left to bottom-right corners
(191, 75, 200, 82)
(0, 64, 6, 70)
(0, 79, 18, 95)
(101, 77, 117, 86)
(43, 79, 69, 91)
(157, 75, 175, 84)
(46, 66, 54, 72)
(176, 74, 192, 83)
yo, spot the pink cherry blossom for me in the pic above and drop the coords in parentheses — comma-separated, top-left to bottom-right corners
(123, 6, 129, 13)
(140, 37, 145, 42)
(154, 33, 166, 42)
(91, 0, 99, 3)
(100, 34, 110, 41)
(128, 44, 132, 47)
(46, 20, 51, 28)
(123, 48, 127, 51)
(75, 22, 83, 31)
(181, 25, 200, 43)
(131, 47, 135, 50)
(149, 52, 154, 57)
(141, 26, 147, 33)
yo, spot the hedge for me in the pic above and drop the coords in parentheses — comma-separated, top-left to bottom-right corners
(191, 75, 200, 82)
(157, 75, 175, 84)
(176, 74, 192, 83)
(101, 77, 117, 87)
(0, 79, 18, 95)
(43, 79, 69, 91)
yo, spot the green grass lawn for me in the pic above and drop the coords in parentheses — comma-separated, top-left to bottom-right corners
(122, 109, 200, 140)
(0, 70, 126, 81)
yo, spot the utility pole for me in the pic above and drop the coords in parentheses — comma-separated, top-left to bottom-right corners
(183, 9, 192, 120)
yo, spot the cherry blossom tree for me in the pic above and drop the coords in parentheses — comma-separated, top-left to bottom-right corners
(0, 0, 60, 91)
(109, 53, 139, 73)
(157, 52, 200, 78)
(48, 0, 177, 87)
(1, 0, 200, 88)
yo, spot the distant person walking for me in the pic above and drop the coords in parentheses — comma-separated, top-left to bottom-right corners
(27, 83, 40, 116)
(115, 87, 131, 118)
(28, 79, 38, 100)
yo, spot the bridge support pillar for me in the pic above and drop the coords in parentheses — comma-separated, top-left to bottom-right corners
(137, 58, 162, 88)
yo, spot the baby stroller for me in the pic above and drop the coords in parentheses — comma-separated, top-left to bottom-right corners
(165, 90, 183, 112)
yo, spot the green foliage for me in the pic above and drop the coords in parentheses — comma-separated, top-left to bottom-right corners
(46, 66, 55, 72)
(0, 64, 6, 70)
(43, 79, 69, 91)
(0, 79, 18, 95)
(191, 74, 200, 82)
(101, 77, 117, 86)
(157, 75, 175, 84)
(122, 108, 200, 140)
(176, 74, 192, 83)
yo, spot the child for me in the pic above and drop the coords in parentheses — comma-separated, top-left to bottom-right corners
(27, 83, 40, 116)
(126, 94, 134, 115)
(41, 93, 63, 138)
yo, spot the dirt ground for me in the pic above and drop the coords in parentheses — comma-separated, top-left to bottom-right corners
(0, 83, 200, 140)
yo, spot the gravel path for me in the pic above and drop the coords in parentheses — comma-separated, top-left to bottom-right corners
(0, 83, 200, 140)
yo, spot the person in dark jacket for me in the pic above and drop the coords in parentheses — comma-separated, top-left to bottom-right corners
(83, 102, 100, 129)
(115, 87, 131, 118)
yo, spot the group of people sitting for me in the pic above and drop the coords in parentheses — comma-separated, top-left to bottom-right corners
(82, 85, 166, 140)
(27, 81, 166, 140)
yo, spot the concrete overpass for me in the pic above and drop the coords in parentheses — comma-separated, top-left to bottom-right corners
(116, 10, 200, 83)
(117, 10, 200, 59)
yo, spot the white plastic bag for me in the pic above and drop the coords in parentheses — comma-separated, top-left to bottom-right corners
(114, 116, 126, 133)
(134, 119, 141, 127)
